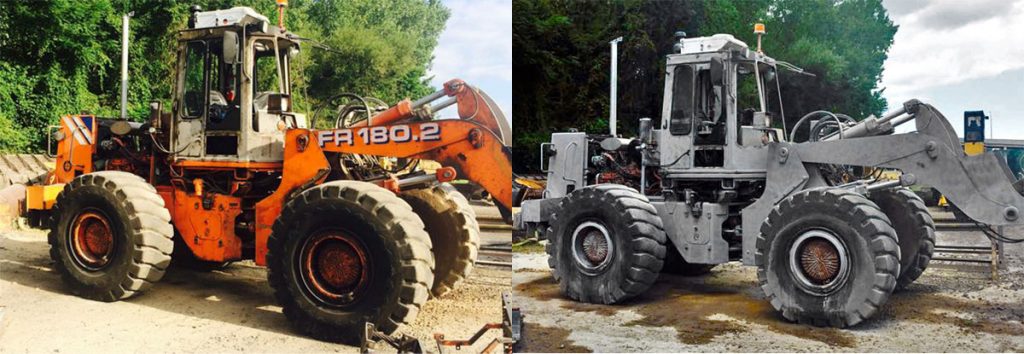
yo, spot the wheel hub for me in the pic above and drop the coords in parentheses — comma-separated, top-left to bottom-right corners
(581, 230, 609, 263)
(70, 211, 114, 270)
(798, 239, 841, 284)
(571, 221, 614, 274)
(788, 229, 850, 295)
(301, 231, 371, 306)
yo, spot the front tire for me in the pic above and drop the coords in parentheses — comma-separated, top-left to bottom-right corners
(267, 181, 434, 343)
(401, 183, 480, 298)
(48, 171, 174, 302)
(756, 189, 900, 327)
(545, 184, 666, 304)
(869, 188, 935, 290)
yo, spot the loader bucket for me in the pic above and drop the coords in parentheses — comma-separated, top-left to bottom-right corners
(0, 154, 54, 186)
(0, 154, 52, 229)
(0, 184, 25, 230)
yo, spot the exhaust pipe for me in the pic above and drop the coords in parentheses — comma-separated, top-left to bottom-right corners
(120, 12, 133, 120)
(609, 37, 622, 137)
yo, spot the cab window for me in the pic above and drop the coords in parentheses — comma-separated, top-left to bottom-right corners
(669, 65, 694, 135)
(182, 41, 206, 118)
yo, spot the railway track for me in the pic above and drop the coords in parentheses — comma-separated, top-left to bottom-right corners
(477, 244, 512, 268)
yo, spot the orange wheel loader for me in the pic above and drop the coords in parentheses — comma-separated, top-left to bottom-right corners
(20, 6, 511, 343)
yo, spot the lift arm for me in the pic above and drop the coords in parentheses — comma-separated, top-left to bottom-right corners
(759, 101, 1024, 226)
(312, 119, 513, 211)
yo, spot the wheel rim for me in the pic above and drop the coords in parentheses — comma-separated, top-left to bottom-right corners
(788, 229, 850, 295)
(69, 210, 115, 271)
(299, 230, 372, 307)
(571, 221, 614, 275)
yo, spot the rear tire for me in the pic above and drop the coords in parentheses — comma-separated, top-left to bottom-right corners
(756, 189, 899, 327)
(267, 181, 433, 343)
(545, 184, 666, 304)
(401, 183, 479, 298)
(48, 171, 174, 302)
(869, 188, 935, 290)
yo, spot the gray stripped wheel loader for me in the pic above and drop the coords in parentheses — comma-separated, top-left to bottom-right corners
(515, 30, 1024, 327)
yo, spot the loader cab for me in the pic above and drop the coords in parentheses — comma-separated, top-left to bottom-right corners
(169, 7, 304, 163)
(657, 34, 782, 178)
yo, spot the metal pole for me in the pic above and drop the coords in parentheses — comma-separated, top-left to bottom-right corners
(609, 37, 623, 137)
(120, 13, 131, 119)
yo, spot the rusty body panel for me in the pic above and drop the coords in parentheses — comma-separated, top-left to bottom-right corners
(158, 186, 245, 262)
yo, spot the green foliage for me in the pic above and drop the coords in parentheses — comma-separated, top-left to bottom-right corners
(512, 0, 897, 172)
(0, 0, 449, 152)
(303, 0, 449, 103)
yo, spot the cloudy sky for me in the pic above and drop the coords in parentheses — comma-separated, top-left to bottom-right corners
(429, 0, 512, 123)
(881, 0, 1024, 138)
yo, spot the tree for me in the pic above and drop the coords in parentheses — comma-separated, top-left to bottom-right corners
(512, 0, 896, 172)
(512, 0, 699, 171)
(0, 0, 450, 152)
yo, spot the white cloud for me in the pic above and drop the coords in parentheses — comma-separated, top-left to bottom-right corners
(882, 0, 1024, 139)
(428, 0, 512, 120)
(881, 0, 1024, 100)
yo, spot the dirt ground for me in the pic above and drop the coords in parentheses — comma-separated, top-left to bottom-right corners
(0, 204, 511, 353)
(512, 210, 1024, 352)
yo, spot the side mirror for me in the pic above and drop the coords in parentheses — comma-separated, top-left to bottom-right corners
(267, 94, 292, 113)
(223, 31, 239, 65)
(710, 57, 725, 86)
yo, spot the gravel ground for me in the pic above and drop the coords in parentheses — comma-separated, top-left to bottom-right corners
(512, 211, 1024, 352)
(0, 204, 511, 353)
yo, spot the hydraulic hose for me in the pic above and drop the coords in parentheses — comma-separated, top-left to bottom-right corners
(789, 110, 851, 142)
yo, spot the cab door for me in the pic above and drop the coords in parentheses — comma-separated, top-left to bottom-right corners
(172, 40, 209, 158)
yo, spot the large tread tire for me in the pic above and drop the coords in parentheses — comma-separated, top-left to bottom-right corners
(545, 184, 666, 304)
(756, 188, 900, 328)
(869, 188, 935, 291)
(267, 181, 434, 343)
(48, 171, 174, 302)
(401, 183, 480, 298)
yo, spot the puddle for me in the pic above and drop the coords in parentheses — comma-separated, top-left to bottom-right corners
(516, 269, 1024, 349)
(515, 274, 856, 347)
(885, 290, 1024, 337)
(518, 323, 591, 353)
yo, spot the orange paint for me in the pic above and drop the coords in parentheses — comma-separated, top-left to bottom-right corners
(51, 115, 96, 184)
(357, 99, 413, 127)
(253, 129, 330, 265)
(312, 119, 512, 211)
(159, 186, 244, 262)
(172, 160, 283, 171)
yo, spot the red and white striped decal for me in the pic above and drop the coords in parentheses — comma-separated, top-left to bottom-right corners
(62, 115, 93, 145)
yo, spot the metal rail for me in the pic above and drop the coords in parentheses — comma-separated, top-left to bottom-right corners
(931, 219, 1004, 280)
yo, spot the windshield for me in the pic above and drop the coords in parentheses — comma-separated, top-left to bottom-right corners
(252, 38, 292, 109)
(736, 61, 783, 128)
